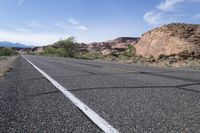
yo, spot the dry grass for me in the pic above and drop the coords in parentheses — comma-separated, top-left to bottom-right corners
(0, 56, 18, 78)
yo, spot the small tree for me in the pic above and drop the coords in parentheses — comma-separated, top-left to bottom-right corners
(126, 44, 136, 57)
(56, 37, 76, 57)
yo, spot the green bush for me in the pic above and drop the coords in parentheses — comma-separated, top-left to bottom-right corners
(0, 47, 16, 56)
(56, 37, 76, 57)
(44, 46, 57, 55)
(42, 37, 77, 57)
(56, 48, 66, 57)
(121, 44, 136, 57)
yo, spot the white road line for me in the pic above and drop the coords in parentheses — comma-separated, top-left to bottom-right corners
(22, 55, 119, 133)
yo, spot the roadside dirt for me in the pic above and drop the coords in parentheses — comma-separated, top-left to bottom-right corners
(0, 56, 18, 78)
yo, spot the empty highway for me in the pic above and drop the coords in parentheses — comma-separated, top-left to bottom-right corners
(1, 55, 200, 133)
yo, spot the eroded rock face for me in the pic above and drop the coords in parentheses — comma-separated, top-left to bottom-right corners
(86, 37, 139, 53)
(135, 23, 200, 58)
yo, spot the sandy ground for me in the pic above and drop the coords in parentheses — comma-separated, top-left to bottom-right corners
(0, 56, 18, 78)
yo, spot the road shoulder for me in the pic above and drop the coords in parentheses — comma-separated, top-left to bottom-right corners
(0, 56, 18, 78)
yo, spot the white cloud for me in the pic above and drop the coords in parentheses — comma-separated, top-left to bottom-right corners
(144, 11, 163, 25)
(157, 0, 186, 11)
(77, 25, 88, 31)
(16, 28, 31, 32)
(67, 18, 79, 25)
(54, 22, 68, 29)
(55, 19, 88, 31)
(17, 0, 25, 6)
(0, 30, 68, 46)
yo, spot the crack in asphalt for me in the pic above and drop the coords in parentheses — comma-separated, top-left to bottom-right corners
(68, 82, 200, 94)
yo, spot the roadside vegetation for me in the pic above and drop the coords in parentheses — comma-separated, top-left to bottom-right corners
(75, 52, 104, 60)
(74, 49, 200, 70)
(0, 56, 8, 60)
(0, 47, 18, 61)
(0, 47, 18, 78)
(36, 37, 200, 70)
(0, 47, 17, 56)
(41, 37, 76, 57)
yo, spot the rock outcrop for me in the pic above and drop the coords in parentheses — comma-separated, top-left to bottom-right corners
(84, 37, 139, 55)
(135, 23, 200, 58)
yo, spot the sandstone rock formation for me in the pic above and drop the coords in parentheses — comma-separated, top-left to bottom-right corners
(135, 23, 200, 58)
(84, 37, 139, 55)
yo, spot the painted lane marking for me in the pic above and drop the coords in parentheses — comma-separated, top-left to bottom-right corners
(22, 56, 119, 133)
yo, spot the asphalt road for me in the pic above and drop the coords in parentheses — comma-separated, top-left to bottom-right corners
(1, 55, 200, 133)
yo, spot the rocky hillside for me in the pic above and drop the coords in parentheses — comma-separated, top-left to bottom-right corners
(32, 37, 139, 55)
(135, 23, 200, 58)
(80, 37, 139, 55)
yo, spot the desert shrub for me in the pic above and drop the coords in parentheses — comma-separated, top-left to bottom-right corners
(75, 52, 103, 60)
(56, 37, 76, 57)
(0, 56, 7, 60)
(56, 48, 66, 57)
(104, 54, 118, 61)
(158, 54, 168, 60)
(119, 53, 131, 60)
(0, 47, 16, 56)
(122, 44, 136, 57)
(146, 55, 156, 63)
(168, 57, 178, 64)
(149, 55, 154, 59)
(188, 60, 200, 70)
(131, 56, 140, 63)
(44, 46, 57, 55)
(42, 37, 77, 57)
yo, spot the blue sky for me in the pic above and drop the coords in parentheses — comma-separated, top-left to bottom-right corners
(0, 0, 200, 46)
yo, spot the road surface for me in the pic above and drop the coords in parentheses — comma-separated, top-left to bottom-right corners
(1, 55, 200, 133)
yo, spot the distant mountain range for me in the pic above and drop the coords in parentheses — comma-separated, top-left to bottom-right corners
(0, 42, 33, 48)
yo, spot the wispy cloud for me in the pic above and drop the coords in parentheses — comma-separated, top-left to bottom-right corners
(16, 28, 31, 32)
(67, 18, 79, 25)
(144, 0, 200, 25)
(2, 21, 32, 32)
(193, 14, 200, 19)
(77, 25, 88, 31)
(54, 21, 68, 29)
(144, 11, 163, 25)
(2, 22, 12, 28)
(17, 0, 25, 6)
(157, 0, 186, 11)
(55, 18, 88, 31)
